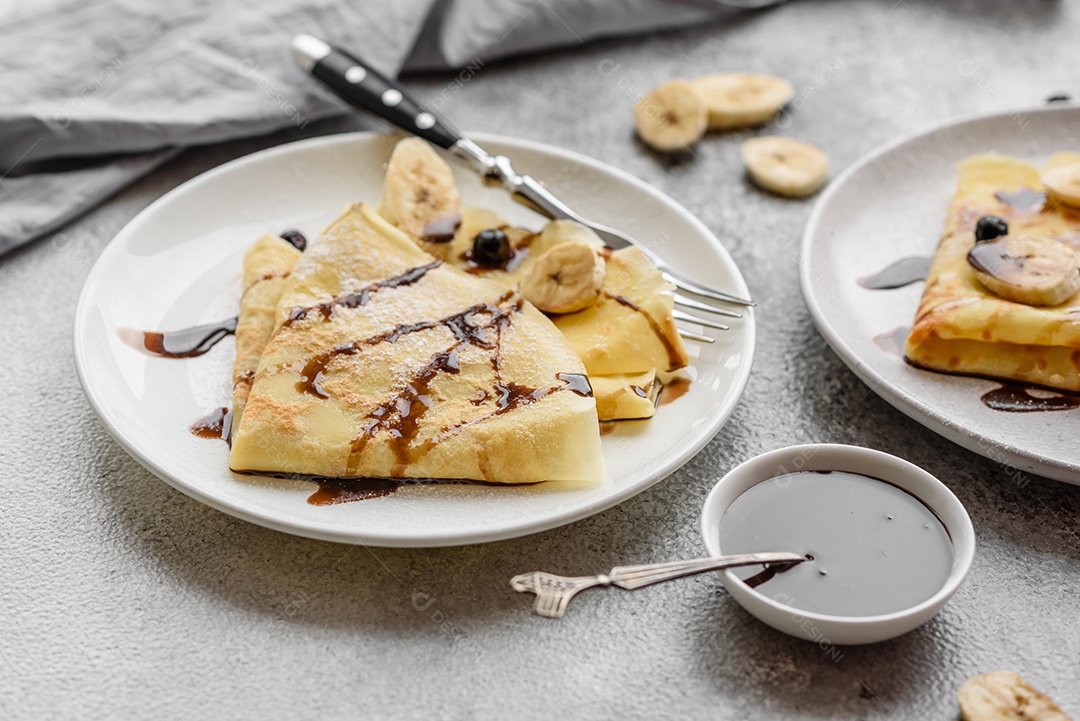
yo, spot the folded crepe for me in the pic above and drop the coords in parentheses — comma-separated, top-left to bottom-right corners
(229, 204, 604, 483)
(906, 153, 1080, 391)
(230, 234, 302, 437)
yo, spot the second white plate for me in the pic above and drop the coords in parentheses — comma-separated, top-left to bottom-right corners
(801, 106, 1080, 484)
(74, 132, 755, 546)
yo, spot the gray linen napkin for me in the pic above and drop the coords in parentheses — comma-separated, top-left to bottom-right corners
(0, 0, 737, 255)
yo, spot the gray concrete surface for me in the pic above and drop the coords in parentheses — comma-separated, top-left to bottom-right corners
(3, 1, 1079, 718)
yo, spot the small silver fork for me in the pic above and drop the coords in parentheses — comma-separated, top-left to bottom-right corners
(510, 552, 806, 619)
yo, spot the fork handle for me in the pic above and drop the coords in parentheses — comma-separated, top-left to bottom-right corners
(293, 35, 590, 219)
(293, 34, 463, 150)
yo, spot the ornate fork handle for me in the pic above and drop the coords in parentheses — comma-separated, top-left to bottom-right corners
(510, 552, 806, 619)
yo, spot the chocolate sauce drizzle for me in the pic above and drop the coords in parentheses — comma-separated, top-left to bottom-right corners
(905, 357, 1080, 414)
(120, 317, 238, 358)
(980, 385, 1080, 413)
(283, 289, 592, 480)
(857, 256, 932, 290)
(605, 293, 683, 369)
(231, 471, 538, 505)
(872, 326, 910, 356)
(286, 260, 442, 326)
(421, 214, 462, 243)
(658, 377, 691, 406)
(190, 407, 232, 443)
(995, 188, 1047, 211)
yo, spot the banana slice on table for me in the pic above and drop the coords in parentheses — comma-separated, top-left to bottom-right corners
(520, 241, 606, 314)
(378, 137, 462, 241)
(958, 671, 1071, 721)
(967, 233, 1080, 306)
(633, 80, 708, 153)
(691, 73, 794, 130)
(741, 136, 828, 198)
(1041, 160, 1080, 209)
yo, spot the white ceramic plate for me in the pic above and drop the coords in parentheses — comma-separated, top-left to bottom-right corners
(801, 106, 1080, 484)
(74, 132, 755, 546)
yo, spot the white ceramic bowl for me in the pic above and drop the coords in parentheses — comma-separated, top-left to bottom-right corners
(700, 444, 975, 645)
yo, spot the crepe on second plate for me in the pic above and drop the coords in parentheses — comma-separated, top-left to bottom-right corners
(905, 153, 1080, 391)
(229, 204, 604, 483)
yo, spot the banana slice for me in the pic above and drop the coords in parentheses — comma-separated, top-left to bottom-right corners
(968, 234, 1080, 306)
(538, 219, 605, 250)
(520, 241, 606, 314)
(691, 73, 794, 130)
(378, 137, 462, 242)
(958, 671, 1071, 721)
(633, 80, 708, 153)
(741, 136, 828, 198)
(1041, 161, 1080, 209)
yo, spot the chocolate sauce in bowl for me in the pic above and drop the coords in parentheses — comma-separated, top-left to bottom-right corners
(857, 256, 932, 290)
(717, 471, 953, 617)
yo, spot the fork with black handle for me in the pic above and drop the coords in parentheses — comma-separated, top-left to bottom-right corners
(292, 34, 752, 342)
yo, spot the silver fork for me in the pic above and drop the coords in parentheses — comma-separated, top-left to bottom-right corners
(510, 552, 806, 619)
(293, 35, 754, 343)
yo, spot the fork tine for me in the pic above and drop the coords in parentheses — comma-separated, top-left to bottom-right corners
(673, 309, 730, 331)
(678, 328, 715, 343)
(662, 270, 755, 307)
(674, 294, 742, 318)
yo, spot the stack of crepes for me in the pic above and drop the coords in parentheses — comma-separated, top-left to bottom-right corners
(228, 139, 693, 484)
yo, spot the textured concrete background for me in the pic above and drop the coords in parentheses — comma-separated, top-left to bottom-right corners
(3, 1, 1079, 718)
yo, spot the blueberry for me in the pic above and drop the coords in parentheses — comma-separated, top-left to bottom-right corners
(974, 215, 1008, 242)
(279, 229, 307, 251)
(472, 228, 512, 267)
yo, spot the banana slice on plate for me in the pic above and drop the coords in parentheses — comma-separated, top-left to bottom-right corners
(538, 219, 605, 250)
(633, 80, 708, 153)
(520, 241, 606, 314)
(378, 137, 462, 242)
(958, 671, 1071, 721)
(967, 233, 1080, 306)
(741, 136, 828, 198)
(691, 73, 794, 130)
(1041, 159, 1080, 209)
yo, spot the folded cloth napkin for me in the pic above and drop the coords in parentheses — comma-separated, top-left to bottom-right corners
(0, 0, 740, 255)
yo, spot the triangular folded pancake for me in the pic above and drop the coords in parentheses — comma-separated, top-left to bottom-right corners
(229, 204, 604, 483)
(905, 153, 1080, 391)
(231, 234, 301, 436)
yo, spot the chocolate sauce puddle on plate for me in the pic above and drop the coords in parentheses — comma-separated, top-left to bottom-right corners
(659, 377, 691, 406)
(872, 326, 910, 356)
(232, 471, 538, 506)
(120, 317, 237, 358)
(857, 256, 932, 290)
(190, 407, 232, 443)
(980, 384, 1080, 413)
